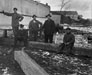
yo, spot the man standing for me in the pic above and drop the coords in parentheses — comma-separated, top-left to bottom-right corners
(42, 14, 56, 43)
(59, 28, 75, 54)
(29, 15, 42, 41)
(2, 8, 24, 37)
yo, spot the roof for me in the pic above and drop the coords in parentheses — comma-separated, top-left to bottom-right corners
(50, 11, 61, 15)
(62, 11, 78, 15)
(25, 0, 50, 8)
(50, 11, 78, 15)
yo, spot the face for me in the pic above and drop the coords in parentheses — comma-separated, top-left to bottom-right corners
(47, 16, 51, 20)
(66, 29, 71, 33)
(33, 16, 36, 20)
(13, 9, 17, 13)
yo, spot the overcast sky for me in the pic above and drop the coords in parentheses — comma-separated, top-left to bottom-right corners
(39, 0, 92, 19)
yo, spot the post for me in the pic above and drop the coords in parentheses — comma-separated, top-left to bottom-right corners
(3, 29, 8, 38)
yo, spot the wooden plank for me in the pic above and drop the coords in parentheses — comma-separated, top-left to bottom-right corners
(1, 38, 92, 57)
(29, 41, 59, 51)
(14, 51, 49, 75)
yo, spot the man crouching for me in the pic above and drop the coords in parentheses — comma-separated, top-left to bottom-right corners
(14, 24, 28, 47)
(58, 28, 75, 54)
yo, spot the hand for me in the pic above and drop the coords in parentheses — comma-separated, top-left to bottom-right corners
(65, 42, 70, 45)
(19, 19, 23, 22)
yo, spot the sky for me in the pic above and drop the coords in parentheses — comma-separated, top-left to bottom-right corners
(39, 0, 92, 19)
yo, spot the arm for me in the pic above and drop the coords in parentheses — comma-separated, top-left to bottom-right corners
(3, 11, 13, 16)
(36, 20, 42, 25)
(63, 34, 66, 43)
(40, 21, 46, 31)
(69, 35, 75, 44)
(29, 21, 31, 29)
(18, 14, 24, 21)
(52, 20, 56, 33)
(29, 21, 33, 30)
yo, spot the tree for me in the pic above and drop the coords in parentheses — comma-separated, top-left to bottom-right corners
(60, 0, 71, 11)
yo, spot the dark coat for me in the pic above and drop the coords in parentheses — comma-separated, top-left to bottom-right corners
(29, 19, 42, 32)
(17, 29, 28, 41)
(43, 19, 56, 35)
(63, 32, 75, 44)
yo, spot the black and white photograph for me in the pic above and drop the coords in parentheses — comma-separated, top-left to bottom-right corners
(0, 0, 92, 75)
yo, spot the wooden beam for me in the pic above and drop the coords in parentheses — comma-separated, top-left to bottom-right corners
(14, 51, 49, 75)
(28, 41, 59, 51)
(1, 38, 92, 57)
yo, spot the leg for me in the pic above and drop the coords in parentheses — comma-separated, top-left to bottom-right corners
(24, 38, 28, 47)
(29, 31, 34, 41)
(14, 37, 18, 47)
(12, 26, 19, 37)
(58, 43, 65, 53)
(44, 34, 49, 43)
(34, 32, 38, 41)
(49, 35, 53, 43)
(69, 43, 74, 54)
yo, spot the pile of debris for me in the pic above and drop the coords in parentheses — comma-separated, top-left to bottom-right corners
(26, 49, 92, 75)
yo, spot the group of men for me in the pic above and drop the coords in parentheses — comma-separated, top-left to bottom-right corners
(1, 7, 75, 54)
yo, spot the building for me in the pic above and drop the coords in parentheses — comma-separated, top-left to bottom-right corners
(61, 11, 78, 21)
(50, 11, 61, 24)
(0, 0, 50, 28)
(50, 11, 79, 24)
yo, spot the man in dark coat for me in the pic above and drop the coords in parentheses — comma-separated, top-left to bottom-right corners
(59, 28, 75, 54)
(2, 8, 24, 38)
(42, 14, 56, 43)
(14, 24, 28, 47)
(29, 15, 42, 41)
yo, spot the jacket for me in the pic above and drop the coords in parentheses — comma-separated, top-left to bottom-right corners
(63, 32, 75, 44)
(3, 12, 23, 28)
(43, 19, 56, 35)
(29, 19, 42, 32)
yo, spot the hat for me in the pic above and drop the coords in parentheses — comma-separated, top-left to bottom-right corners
(13, 8, 18, 11)
(20, 24, 24, 28)
(32, 15, 37, 18)
(46, 14, 51, 17)
(66, 28, 71, 30)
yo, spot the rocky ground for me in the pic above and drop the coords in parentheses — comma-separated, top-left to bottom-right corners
(26, 48, 92, 75)
(0, 44, 92, 75)
(0, 28, 92, 75)
(0, 46, 25, 75)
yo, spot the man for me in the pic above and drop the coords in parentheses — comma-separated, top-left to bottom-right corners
(59, 28, 75, 54)
(2, 8, 24, 37)
(42, 14, 56, 43)
(29, 15, 42, 41)
(14, 24, 28, 47)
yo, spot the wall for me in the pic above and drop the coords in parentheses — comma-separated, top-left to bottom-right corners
(51, 14, 61, 24)
(0, 0, 50, 28)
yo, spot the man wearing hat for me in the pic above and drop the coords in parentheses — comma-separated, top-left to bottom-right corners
(29, 15, 42, 41)
(42, 14, 56, 43)
(14, 24, 28, 47)
(58, 27, 75, 54)
(2, 7, 24, 38)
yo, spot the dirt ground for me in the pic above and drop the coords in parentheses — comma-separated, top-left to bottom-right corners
(0, 45, 92, 75)
(25, 48, 92, 75)
(0, 46, 25, 75)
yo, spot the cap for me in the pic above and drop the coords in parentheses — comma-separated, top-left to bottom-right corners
(32, 15, 37, 18)
(13, 7, 18, 11)
(46, 14, 51, 17)
(66, 28, 71, 30)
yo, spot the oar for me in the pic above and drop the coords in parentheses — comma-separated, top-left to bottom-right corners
(0, 11, 46, 18)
